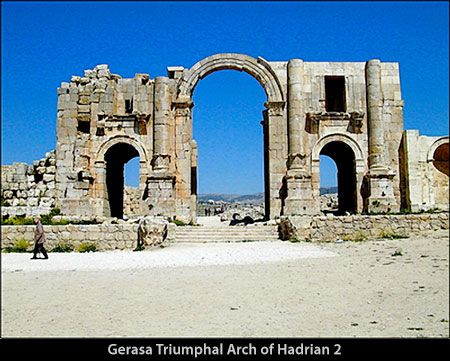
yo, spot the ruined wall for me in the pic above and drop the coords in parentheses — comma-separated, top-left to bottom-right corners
(1, 150, 57, 218)
(55, 64, 155, 218)
(123, 186, 141, 217)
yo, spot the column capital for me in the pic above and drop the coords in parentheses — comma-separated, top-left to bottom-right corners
(264, 101, 285, 116)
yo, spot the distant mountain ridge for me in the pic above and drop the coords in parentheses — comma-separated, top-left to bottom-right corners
(198, 187, 338, 204)
(198, 193, 265, 204)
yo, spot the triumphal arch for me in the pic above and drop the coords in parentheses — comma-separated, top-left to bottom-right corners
(33, 54, 448, 222)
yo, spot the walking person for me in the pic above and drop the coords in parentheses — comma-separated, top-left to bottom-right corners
(31, 218, 48, 259)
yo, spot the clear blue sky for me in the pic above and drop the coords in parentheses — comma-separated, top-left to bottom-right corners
(2, 1, 449, 194)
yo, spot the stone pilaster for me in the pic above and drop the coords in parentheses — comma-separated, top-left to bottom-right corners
(284, 60, 317, 216)
(173, 96, 195, 223)
(365, 59, 397, 213)
(287, 59, 306, 171)
(153, 77, 171, 171)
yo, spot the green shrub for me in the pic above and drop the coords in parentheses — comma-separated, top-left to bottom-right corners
(3, 239, 31, 253)
(1, 216, 34, 225)
(342, 230, 368, 242)
(168, 218, 187, 226)
(40, 208, 61, 225)
(77, 242, 98, 253)
(1, 196, 11, 207)
(50, 241, 74, 253)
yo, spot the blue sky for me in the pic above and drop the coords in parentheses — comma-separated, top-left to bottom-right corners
(2, 1, 449, 194)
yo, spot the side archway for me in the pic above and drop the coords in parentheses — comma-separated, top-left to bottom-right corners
(311, 133, 366, 214)
(94, 136, 149, 218)
(427, 136, 449, 176)
(95, 135, 149, 164)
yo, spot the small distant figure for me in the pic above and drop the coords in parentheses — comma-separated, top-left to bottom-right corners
(31, 218, 48, 260)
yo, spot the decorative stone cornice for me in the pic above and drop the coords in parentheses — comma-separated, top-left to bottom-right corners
(264, 101, 286, 116)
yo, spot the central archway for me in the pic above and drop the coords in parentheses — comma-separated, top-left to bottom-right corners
(178, 53, 284, 103)
(175, 54, 286, 221)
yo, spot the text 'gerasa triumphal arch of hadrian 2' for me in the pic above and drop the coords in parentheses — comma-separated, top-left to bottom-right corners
(48, 53, 448, 223)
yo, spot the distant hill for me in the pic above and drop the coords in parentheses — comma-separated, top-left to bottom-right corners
(198, 193, 265, 204)
(199, 187, 338, 204)
(320, 186, 338, 195)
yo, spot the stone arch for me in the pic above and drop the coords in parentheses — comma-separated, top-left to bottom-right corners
(427, 136, 449, 176)
(311, 133, 366, 214)
(177, 53, 284, 103)
(94, 136, 149, 218)
(95, 135, 148, 164)
(311, 133, 365, 162)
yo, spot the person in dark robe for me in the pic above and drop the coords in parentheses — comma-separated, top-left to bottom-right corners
(31, 218, 48, 259)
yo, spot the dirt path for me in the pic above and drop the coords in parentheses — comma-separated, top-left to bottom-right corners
(1, 229, 448, 337)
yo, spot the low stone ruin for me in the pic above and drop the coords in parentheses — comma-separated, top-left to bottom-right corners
(1, 150, 57, 219)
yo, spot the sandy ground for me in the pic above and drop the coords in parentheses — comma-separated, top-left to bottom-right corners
(1, 229, 448, 338)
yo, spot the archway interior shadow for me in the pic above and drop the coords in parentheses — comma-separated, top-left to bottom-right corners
(320, 141, 357, 215)
(105, 143, 139, 219)
(433, 143, 449, 176)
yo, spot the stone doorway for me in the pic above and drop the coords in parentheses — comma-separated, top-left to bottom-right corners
(191, 70, 266, 219)
(320, 141, 357, 214)
(105, 143, 140, 219)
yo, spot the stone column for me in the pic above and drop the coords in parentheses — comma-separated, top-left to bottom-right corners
(146, 77, 176, 219)
(366, 59, 386, 170)
(173, 96, 195, 223)
(364, 59, 397, 213)
(287, 59, 306, 171)
(153, 77, 171, 171)
(283, 60, 318, 216)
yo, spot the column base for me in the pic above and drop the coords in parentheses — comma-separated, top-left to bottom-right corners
(283, 170, 319, 216)
(364, 169, 399, 213)
(146, 173, 176, 218)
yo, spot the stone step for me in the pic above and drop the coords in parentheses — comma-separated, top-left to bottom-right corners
(175, 229, 279, 235)
(174, 225, 280, 243)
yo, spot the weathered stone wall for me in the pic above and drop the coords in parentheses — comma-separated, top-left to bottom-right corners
(123, 186, 140, 217)
(280, 212, 449, 242)
(400, 131, 449, 212)
(55, 64, 155, 218)
(1, 221, 175, 251)
(1, 150, 57, 218)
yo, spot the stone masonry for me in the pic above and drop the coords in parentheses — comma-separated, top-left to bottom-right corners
(1, 54, 448, 222)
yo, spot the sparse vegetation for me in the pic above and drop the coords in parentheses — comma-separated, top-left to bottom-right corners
(168, 218, 188, 226)
(1, 216, 35, 225)
(1, 195, 11, 207)
(3, 239, 31, 253)
(77, 242, 98, 253)
(342, 230, 369, 242)
(50, 241, 74, 253)
(379, 230, 409, 240)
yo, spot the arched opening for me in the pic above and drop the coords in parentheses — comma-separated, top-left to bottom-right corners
(433, 142, 449, 176)
(105, 143, 139, 219)
(123, 157, 141, 217)
(320, 141, 357, 215)
(319, 154, 338, 213)
(192, 70, 266, 217)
